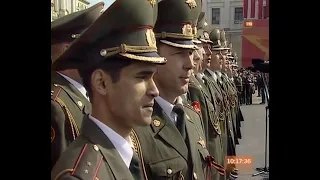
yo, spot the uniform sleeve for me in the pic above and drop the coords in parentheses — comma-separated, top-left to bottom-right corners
(188, 85, 206, 131)
(51, 100, 69, 169)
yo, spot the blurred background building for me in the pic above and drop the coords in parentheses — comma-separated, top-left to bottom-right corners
(202, 0, 269, 67)
(51, 0, 90, 22)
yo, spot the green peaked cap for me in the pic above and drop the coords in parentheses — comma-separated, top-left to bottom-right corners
(195, 12, 213, 44)
(154, 0, 202, 49)
(209, 28, 224, 50)
(220, 30, 230, 50)
(52, 0, 167, 70)
(51, 2, 104, 45)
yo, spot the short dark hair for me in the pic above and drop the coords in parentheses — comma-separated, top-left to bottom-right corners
(79, 56, 132, 99)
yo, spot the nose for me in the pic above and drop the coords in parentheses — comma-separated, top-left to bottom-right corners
(184, 54, 193, 70)
(147, 79, 159, 98)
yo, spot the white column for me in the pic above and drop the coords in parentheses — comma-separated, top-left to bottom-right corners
(255, 0, 259, 19)
(59, 0, 67, 17)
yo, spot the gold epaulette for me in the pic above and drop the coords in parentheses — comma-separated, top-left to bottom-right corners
(183, 104, 201, 118)
(129, 130, 149, 180)
(51, 84, 80, 140)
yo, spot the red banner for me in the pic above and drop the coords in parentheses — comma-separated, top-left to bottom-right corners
(265, 0, 269, 18)
(243, 0, 248, 18)
(242, 19, 269, 67)
(250, 0, 255, 18)
(258, 0, 263, 19)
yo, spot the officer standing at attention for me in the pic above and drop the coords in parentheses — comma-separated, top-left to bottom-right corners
(132, 0, 225, 179)
(51, 0, 167, 179)
(51, 2, 104, 169)
(188, 12, 226, 180)
(204, 28, 238, 180)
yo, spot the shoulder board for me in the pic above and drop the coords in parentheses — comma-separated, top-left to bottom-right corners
(189, 83, 202, 91)
(183, 104, 201, 117)
(66, 143, 104, 180)
(130, 130, 148, 180)
(51, 84, 63, 101)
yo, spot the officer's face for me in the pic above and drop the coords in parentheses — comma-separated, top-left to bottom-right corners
(210, 50, 222, 70)
(91, 62, 159, 126)
(202, 43, 212, 69)
(193, 44, 204, 73)
(221, 50, 229, 72)
(156, 44, 193, 97)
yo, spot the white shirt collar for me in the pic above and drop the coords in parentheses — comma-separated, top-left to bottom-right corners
(89, 115, 133, 168)
(155, 96, 177, 125)
(216, 71, 222, 77)
(206, 69, 217, 82)
(196, 73, 205, 83)
(196, 73, 204, 80)
(57, 72, 89, 101)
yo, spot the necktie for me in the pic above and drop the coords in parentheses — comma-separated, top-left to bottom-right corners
(172, 104, 186, 139)
(129, 152, 143, 180)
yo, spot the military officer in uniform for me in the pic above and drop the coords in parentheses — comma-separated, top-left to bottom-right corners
(51, 0, 166, 179)
(187, 12, 225, 180)
(51, 2, 104, 169)
(203, 29, 238, 180)
(132, 0, 225, 179)
(225, 53, 243, 141)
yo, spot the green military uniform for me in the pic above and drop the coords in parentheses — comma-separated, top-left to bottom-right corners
(187, 12, 225, 180)
(202, 29, 238, 179)
(51, 2, 103, 169)
(51, 0, 166, 179)
(132, 0, 225, 179)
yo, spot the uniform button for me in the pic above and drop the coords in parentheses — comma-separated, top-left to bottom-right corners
(193, 172, 198, 179)
(93, 145, 99, 151)
(167, 168, 172, 175)
(77, 101, 83, 107)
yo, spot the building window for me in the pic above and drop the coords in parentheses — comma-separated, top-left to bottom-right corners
(234, 7, 243, 24)
(211, 8, 220, 24)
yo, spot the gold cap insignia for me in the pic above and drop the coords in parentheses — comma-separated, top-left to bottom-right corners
(148, 0, 157, 7)
(153, 119, 161, 127)
(182, 24, 193, 36)
(198, 137, 206, 148)
(146, 29, 157, 49)
(185, 0, 197, 9)
(193, 27, 197, 37)
(51, 126, 55, 142)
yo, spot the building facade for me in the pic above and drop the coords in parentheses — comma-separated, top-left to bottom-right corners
(51, 0, 90, 22)
(203, 0, 268, 67)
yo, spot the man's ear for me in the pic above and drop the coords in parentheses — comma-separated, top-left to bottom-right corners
(91, 69, 111, 95)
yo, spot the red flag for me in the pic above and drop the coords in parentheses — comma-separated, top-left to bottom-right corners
(265, 0, 269, 18)
(243, 0, 248, 18)
(258, 0, 263, 19)
(250, 0, 256, 19)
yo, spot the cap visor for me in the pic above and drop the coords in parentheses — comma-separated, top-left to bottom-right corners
(211, 46, 225, 50)
(193, 39, 202, 44)
(119, 52, 167, 64)
(160, 39, 198, 49)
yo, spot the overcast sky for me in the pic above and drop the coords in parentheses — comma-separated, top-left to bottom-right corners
(88, 0, 115, 9)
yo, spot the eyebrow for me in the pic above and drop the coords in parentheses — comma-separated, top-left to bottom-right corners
(136, 70, 157, 76)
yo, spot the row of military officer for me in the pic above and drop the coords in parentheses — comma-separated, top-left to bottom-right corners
(51, 0, 245, 180)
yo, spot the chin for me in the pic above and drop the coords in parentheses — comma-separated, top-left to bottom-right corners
(138, 116, 152, 126)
